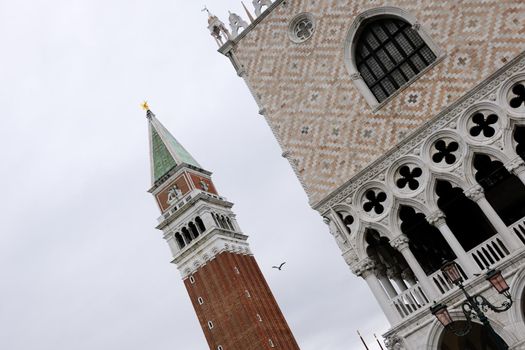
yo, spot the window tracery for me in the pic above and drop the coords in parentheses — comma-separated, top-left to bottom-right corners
(363, 190, 387, 215)
(396, 166, 422, 191)
(355, 17, 436, 103)
(510, 83, 525, 109)
(431, 140, 459, 166)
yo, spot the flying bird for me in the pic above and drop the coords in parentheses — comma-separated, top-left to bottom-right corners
(272, 262, 286, 271)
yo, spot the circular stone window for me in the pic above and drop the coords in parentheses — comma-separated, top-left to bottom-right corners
(289, 13, 315, 43)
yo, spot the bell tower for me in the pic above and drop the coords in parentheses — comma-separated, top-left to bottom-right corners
(144, 106, 300, 350)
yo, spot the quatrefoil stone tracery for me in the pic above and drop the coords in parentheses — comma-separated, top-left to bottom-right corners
(432, 139, 460, 166)
(289, 14, 315, 43)
(510, 83, 525, 109)
(396, 165, 422, 191)
(362, 189, 387, 215)
(469, 112, 498, 138)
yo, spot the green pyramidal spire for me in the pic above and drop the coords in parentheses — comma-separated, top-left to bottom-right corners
(146, 108, 201, 184)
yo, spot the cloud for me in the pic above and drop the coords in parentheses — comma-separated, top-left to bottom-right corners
(0, 1, 387, 349)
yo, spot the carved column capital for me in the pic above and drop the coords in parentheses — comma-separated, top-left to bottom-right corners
(352, 258, 376, 277)
(505, 157, 525, 174)
(464, 184, 484, 201)
(427, 210, 447, 227)
(390, 235, 410, 251)
(385, 334, 405, 350)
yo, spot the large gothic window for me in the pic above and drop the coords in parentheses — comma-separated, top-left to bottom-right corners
(355, 17, 436, 103)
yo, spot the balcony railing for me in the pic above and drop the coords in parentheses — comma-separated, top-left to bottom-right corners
(467, 234, 510, 270)
(391, 284, 429, 319)
(510, 217, 525, 245)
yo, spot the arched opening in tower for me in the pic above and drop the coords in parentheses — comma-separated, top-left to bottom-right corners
(365, 228, 417, 295)
(398, 205, 456, 275)
(435, 180, 496, 251)
(188, 222, 200, 239)
(473, 153, 525, 226)
(439, 321, 503, 350)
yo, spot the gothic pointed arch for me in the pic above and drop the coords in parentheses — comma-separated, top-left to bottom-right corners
(424, 172, 468, 213)
(364, 228, 416, 290)
(344, 7, 442, 107)
(435, 179, 497, 252)
(354, 221, 393, 260)
(473, 153, 525, 226)
(398, 205, 456, 275)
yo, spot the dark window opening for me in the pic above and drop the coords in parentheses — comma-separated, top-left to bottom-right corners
(399, 206, 456, 275)
(436, 180, 496, 252)
(474, 154, 525, 226)
(355, 17, 436, 103)
(365, 229, 416, 287)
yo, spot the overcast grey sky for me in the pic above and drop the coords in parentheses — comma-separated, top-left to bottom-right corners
(0, 1, 388, 349)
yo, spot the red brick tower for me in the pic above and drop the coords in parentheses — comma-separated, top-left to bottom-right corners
(144, 107, 300, 350)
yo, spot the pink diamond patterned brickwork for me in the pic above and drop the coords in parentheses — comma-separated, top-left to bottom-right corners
(227, 0, 525, 206)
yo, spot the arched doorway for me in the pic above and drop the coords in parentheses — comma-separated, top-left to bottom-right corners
(439, 322, 503, 350)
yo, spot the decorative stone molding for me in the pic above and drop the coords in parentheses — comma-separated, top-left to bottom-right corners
(390, 235, 410, 251)
(411, 22, 421, 31)
(464, 184, 485, 201)
(176, 235, 251, 278)
(350, 72, 362, 81)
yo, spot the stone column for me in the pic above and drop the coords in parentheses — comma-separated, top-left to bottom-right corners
(506, 157, 525, 186)
(387, 267, 408, 292)
(391, 235, 439, 300)
(353, 258, 400, 324)
(427, 210, 478, 276)
(464, 185, 522, 250)
(377, 265, 399, 298)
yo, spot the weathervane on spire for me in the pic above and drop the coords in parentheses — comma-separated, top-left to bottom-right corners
(142, 101, 154, 119)
(201, 6, 211, 16)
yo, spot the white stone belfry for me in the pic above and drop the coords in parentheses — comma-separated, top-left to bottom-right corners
(205, 9, 231, 47)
